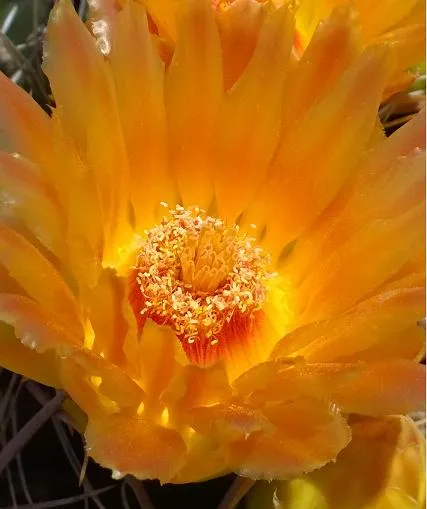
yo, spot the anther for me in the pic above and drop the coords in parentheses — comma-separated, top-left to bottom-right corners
(133, 206, 273, 350)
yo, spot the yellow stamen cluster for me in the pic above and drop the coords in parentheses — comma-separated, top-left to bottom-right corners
(134, 205, 273, 344)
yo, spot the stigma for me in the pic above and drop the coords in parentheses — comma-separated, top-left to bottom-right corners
(131, 205, 275, 364)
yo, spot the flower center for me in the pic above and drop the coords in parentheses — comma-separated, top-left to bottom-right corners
(131, 205, 274, 359)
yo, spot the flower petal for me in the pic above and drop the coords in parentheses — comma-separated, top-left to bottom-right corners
(248, 415, 425, 509)
(0, 294, 81, 353)
(298, 203, 425, 321)
(327, 360, 426, 416)
(234, 359, 425, 416)
(271, 287, 425, 362)
(261, 44, 392, 256)
(165, 0, 223, 208)
(230, 398, 351, 480)
(88, 269, 133, 367)
(163, 362, 232, 411)
(233, 359, 327, 406)
(284, 109, 425, 289)
(66, 171, 104, 291)
(0, 321, 61, 387)
(0, 226, 82, 331)
(61, 348, 145, 411)
(138, 0, 181, 42)
(356, 0, 421, 40)
(44, 0, 131, 257)
(187, 402, 272, 443)
(110, 1, 176, 231)
(213, 4, 294, 223)
(0, 74, 84, 207)
(0, 72, 52, 168)
(381, 22, 426, 99)
(59, 359, 110, 417)
(215, 0, 266, 90)
(183, 396, 351, 481)
(137, 320, 188, 407)
(170, 429, 228, 484)
(0, 152, 66, 258)
(85, 413, 186, 483)
(240, 5, 363, 235)
(285, 6, 363, 132)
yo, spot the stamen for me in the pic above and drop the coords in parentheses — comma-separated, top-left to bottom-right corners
(133, 206, 274, 354)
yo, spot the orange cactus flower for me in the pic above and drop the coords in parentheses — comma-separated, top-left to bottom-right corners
(0, 0, 425, 484)
(247, 415, 426, 508)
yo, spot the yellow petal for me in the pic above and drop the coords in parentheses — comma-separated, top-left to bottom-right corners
(59, 358, 109, 417)
(88, 269, 133, 367)
(284, 109, 425, 288)
(0, 72, 52, 171)
(233, 359, 328, 406)
(287, 150, 425, 292)
(295, 0, 425, 98)
(170, 429, 228, 483)
(379, 23, 426, 76)
(44, 0, 131, 258)
(230, 398, 351, 480)
(187, 402, 271, 442)
(298, 203, 425, 322)
(213, 4, 294, 223)
(0, 226, 82, 332)
(85, 412, 186, 483)
(138, 0, 181, 42)
(271, 287, 425, 362)
(261, 44, 392, 257)
(327, 360, 426, 416)
(65, 170, 104, 292)
(248, 415, 426, 509)
(110, 1, 176, 231)
(0, 321, 61, 387)
(163, 362, 232, 411)
(183, 396, 350, 481)
(0, 152, 66, 258)
(165, 0, 222, 208)
(285, 6, 363, 132)
(137, 320, 187, 408)
(0, 75, 82, 207)
(234, 359, 425, 416)
(353, 0, 421, 40)
(380, 246, 426, 293)
(240, 5, 362, 235)
(61, 348, 145, 411)
(0, 294, 81, 353)
(215, 0, 266, 90)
